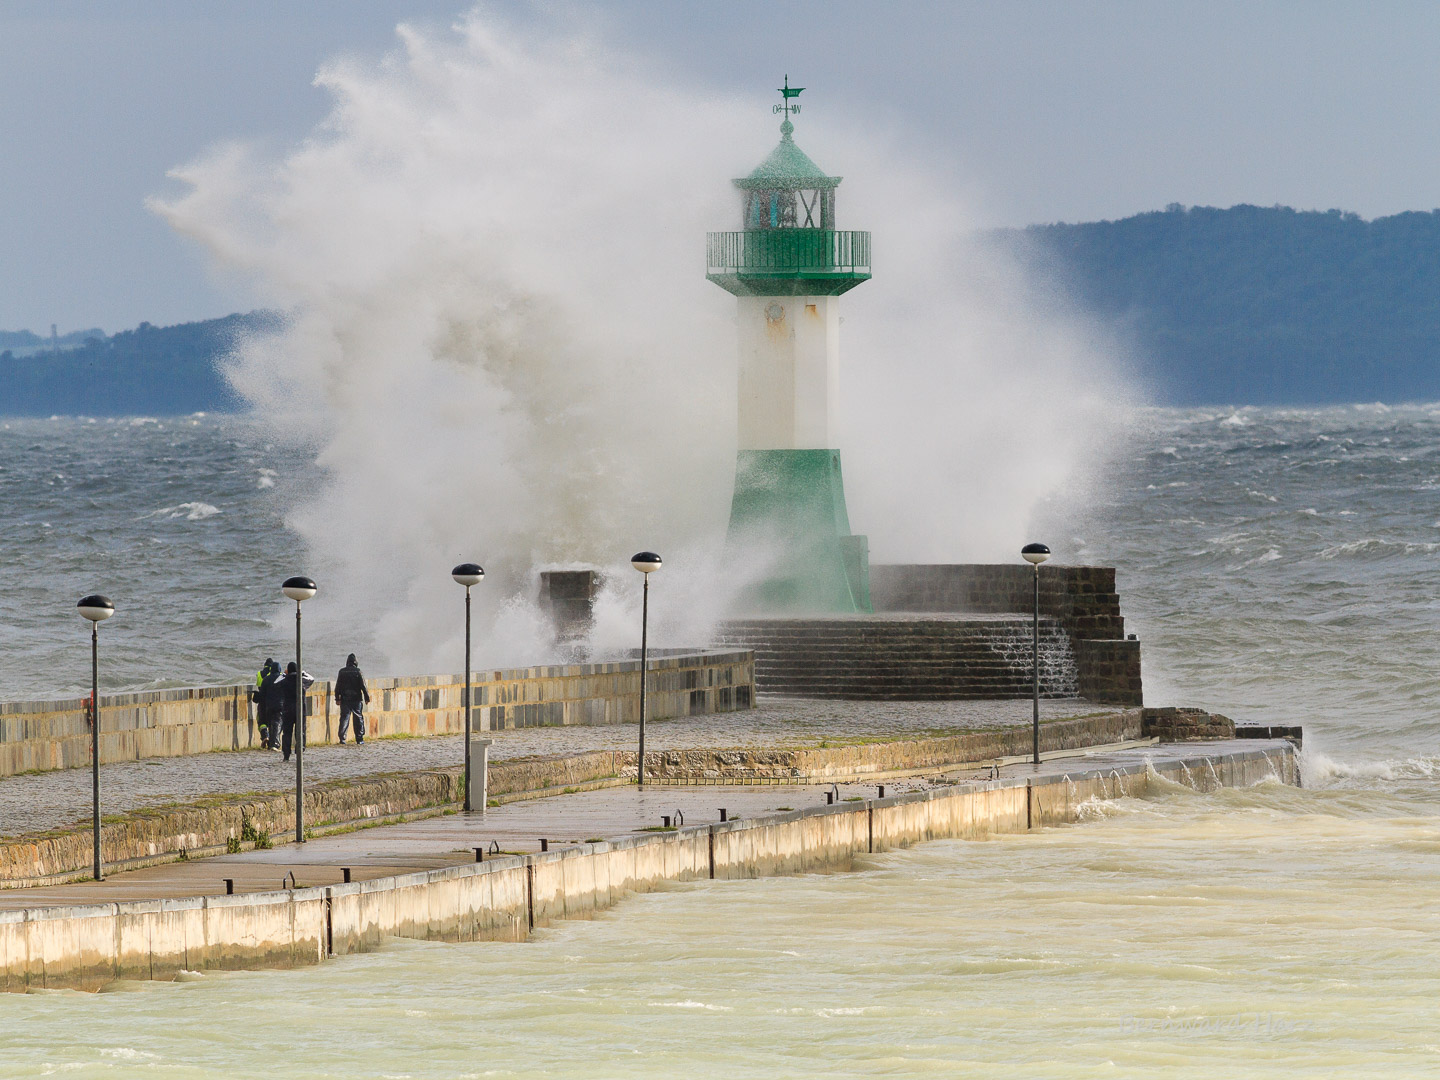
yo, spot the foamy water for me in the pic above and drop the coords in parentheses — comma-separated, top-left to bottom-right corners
(2, 782, 1435, 1077)
(142, 9, 1126, 674)
(2, 407, 1439, 1071)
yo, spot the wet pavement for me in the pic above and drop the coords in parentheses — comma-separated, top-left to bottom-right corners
(0, 739, 1286, 911)
(0, 696, 1119, 838)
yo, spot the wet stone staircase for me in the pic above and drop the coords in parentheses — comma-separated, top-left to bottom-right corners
(713, 614, 1080, 700)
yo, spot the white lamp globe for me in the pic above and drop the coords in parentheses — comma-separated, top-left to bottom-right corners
(452, 563, 485, 587)
(282, 576, 317, 602)
(631, 551, 662, 574)
(1020, 543, 1051, 566)
(76, 594, 115, 623)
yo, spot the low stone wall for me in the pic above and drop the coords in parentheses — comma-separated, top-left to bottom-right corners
(0, 650, 753, 779)
(870, 564, 1124, 639)
(1142, 708, 1236, 741)
(640, 711, 1142, 782)
(1075, 639, 1143, 707)
(870, 564, 1142, 705)
(0, 741, 1296, 991)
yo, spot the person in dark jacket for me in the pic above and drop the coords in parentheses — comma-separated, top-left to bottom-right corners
(254, 658, 280, 750)
(258, 659, 287, 752)
(275, 661, 315, 762)
(334, 653, 371, 744)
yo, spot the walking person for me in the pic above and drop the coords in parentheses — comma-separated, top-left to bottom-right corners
(334, 653, 371, 744)
(257, 658, 284, 750)
(253, 658, 278, 749)
(276, 661, 314, 763)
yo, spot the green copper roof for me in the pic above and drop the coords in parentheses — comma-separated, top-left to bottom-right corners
(734, 124, 842, 191)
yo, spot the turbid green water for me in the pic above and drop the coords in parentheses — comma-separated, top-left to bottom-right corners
(2, 778, 1435, 1077)
(3, 406, 1439, 1074)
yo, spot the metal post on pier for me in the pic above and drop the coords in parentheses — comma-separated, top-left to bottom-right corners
(1021, 544, 1051, 766)
(77, 594, 115, 881)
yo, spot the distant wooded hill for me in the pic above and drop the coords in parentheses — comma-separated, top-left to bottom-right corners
(8, 205, 1440, 413)
(991, 204, 1440, 405)
(0, 312, 278, 416)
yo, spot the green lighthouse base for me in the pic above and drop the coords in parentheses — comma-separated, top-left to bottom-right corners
(725, 449, 872, 614)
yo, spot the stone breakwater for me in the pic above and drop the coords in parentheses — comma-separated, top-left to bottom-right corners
(0, 740, 1295, 992)
(639, 711, 1141, 782)
(0, 711, 1144, 886)
(0, 650, 754, 779)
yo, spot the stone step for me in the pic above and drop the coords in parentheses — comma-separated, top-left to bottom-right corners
(715, 614, 1080, 703)
(716, 624, 1056, 635)
(754, 668, 1072, 677)
(754, 676, 1082, 694)
(721, 642, 1058, 652)
(760, 694, 1077, 702)
(723, 633, 1070, 641)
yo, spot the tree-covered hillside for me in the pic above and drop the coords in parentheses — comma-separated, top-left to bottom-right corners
(0, 312, 278, 416)
(996, 204, 1440, 405)
(7, 204, 1440, 413)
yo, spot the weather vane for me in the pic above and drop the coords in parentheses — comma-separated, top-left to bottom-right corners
(773, 74, 804, 118)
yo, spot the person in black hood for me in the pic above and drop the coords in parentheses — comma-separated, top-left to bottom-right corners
(276, 660, 314, 762)
(334, 653, 371, 744)
(258, 659, 287, 751)
(255, 658, 281, 750)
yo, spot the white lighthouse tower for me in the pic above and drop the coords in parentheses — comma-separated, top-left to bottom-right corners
(706, 79, 872, 613)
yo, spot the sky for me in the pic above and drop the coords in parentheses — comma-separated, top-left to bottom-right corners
(4, 0, 1440, 332)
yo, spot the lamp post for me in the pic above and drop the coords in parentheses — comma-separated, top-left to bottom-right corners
(1021, 543, 1051, 766)
(631, 551, 662, 789)
(76, 594, 114, 881)
(452, 563, 485, 811)
(282, 576, 317, 843)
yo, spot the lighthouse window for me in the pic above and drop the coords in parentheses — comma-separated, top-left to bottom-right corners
(798, 189, 822, 228)
(743, 188, 822, 230)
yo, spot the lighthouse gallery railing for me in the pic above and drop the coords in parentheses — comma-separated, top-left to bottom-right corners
(705, 230, 871, 277)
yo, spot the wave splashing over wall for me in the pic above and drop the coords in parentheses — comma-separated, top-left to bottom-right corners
(151, 9, 1125, 673)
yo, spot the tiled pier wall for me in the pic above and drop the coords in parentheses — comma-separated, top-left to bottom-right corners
(0, 651, 754, 779)
(0, 741, 1294, 991)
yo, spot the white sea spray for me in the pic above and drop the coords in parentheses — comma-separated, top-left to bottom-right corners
(148, 8, 1127, 673)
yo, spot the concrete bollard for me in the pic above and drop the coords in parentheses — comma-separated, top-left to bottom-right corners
(467, 736, 493, 813)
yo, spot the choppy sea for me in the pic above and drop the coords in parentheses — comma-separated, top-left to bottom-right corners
(0, 405, 1436, 1076)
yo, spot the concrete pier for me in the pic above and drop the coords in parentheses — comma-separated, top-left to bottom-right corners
(0, 738, 1294, 992)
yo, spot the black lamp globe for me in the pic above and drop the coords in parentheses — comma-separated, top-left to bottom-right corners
(77, 595, 115, 622)
(452, 563, 485, 587)
(631, 551, 662, 574)
(1021, 543, 1051, 566)
(282, 576, 317, 602)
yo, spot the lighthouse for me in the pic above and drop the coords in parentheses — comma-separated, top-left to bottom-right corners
(707, 79, 873, 613)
